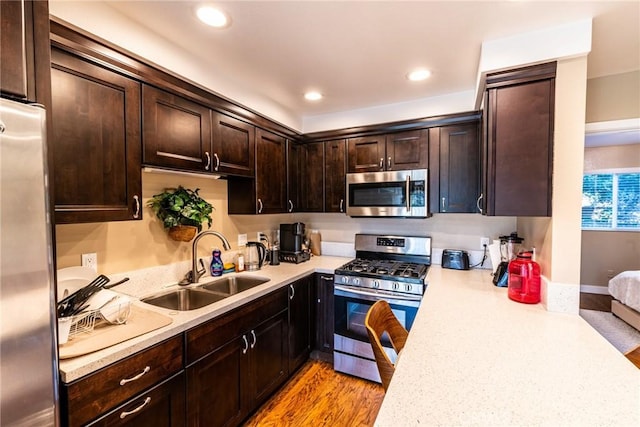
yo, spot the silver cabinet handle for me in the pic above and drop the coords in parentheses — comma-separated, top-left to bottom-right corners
(119, 366, 150, 386)
(250, 330, 257, 349)
(387, 156, 391, 169)
(405, 175, 411, 212)
(214, 153, 220, 171)
(441, 196, 446, 212)
(379, 157, 384, 169)
(0, 121, 5, 134)
(133, 195, 140, 219)
(257, 198, 263, 214)
(242, 334, 249, 354)
(120, 397, 151, 419)
(204, 151, 211, 171)
(288, 200, 294, 213)
(289, 284, 295, 300)
(339, 198, 344, 213)
(477, 193, 483, 214)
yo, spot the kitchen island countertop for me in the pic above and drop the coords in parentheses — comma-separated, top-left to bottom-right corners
(375, 266, 640, 426)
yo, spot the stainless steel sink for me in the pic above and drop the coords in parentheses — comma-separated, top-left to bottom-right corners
(199, 275, 270, 295)
(141, 288, 228, 311)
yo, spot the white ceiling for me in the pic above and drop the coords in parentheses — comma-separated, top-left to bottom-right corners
(97, 0, 639, 118)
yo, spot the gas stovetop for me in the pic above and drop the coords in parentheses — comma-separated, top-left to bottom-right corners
(335, 258, 429, 282)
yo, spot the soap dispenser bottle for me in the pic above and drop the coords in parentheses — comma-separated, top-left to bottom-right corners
(210, 248, 223, 277)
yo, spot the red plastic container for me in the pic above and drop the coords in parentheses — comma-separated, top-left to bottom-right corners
(507, 251, 541, 304)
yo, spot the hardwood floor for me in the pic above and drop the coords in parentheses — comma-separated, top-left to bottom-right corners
(244, 360, 385, 426)
(625, 346, 640, 369)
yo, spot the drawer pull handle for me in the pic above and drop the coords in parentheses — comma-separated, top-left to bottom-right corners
(289, 284, 295, 300)
(119, 366, 150, 386)
(120, 397, 151, 419)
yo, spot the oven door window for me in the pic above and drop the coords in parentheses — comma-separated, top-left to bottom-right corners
(334, 290, 417, 345)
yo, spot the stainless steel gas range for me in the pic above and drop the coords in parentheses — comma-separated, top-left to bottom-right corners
(333, 234, 431, 383)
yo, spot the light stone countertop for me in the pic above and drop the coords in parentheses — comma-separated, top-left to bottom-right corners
(58, 255, 349, 383)
(375, 266, 640, 426)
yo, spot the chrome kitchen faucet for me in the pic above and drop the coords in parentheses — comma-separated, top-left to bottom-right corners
(182, 230, 232, 285)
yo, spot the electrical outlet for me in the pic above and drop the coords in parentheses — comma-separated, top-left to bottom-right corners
(238, 233, 247, 246)
(607, 269, 615, 279)
(480, 237, 490, 250)
(81, 252, 97, 272)
(258, 232, 268, 242)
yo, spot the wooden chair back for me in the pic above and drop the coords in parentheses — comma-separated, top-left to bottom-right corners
(364, 300, 409, 391)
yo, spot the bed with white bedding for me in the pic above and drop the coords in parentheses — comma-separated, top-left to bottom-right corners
(609, 270, 640, 332)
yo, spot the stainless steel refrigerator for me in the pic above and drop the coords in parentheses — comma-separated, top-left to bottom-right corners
(0, 97, 58, 426)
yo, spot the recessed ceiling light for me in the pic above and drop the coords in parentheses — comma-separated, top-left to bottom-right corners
(304, 91, 323, 101)
(196, 5, 230, 28)
(407, 69, 431, 82)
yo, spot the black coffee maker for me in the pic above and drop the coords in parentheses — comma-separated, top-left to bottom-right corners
(279, 222, 310, 263)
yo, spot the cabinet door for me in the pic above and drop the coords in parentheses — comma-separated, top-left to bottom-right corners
(347, 136, 385, 173)
(142, 84, 212, 172)
(287, 140, 302, 212)
(485, 77, 554, 216)
(211, 111, 255, 177)
(186, 337, 247, 427)
(314, 274, 334, 354)
(437, 123, 480, 213)
(248, 310, 289, 408)
(255, 129, 287, 214)
(1, 0, 32, 99)
(50, 48, 142, 224)
(89, 372, 185, 427)
(288, 277, 312, 373)
(302, 142, 325, 212)
(385, 129, 429, 171)
(325, 139, 346, 213)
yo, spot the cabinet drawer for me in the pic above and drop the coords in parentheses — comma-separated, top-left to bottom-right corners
(186, 287, 288, 364)
(63, 335, 183, 426)
(88, 372, 185, 427)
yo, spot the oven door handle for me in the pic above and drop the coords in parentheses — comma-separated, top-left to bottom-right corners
(334, 285, 422, 305)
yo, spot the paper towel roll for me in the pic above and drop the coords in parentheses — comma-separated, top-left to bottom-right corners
(488, 243, 502, 273)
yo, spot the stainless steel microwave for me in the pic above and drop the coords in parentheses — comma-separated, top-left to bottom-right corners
(346, 169, 428, 217)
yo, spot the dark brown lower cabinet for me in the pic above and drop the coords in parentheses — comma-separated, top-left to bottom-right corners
(288, 276, 312, 373)
(185, 287, 289, 426)
(314, 274, 334, 354)
(88, 372, 185, 427)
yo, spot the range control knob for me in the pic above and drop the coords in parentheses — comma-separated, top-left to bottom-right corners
(353, 278, 360, 286)
(392, 282, 399, 290)
(341, 276, 349, 284)
(372, 280, 380, 288)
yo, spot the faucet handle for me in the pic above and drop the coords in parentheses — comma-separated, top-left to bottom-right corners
(179, 271, 193, 286)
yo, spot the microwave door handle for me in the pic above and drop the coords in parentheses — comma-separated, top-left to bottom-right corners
(405, 175, 411, 212)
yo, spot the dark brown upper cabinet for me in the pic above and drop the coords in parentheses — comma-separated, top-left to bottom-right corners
(1, 0, 50, 103)
(324, 139, 347, 213)
(255, 129, 287, 214)
(429, 123, 480, 214)
(347, 130, 428, 173)
(287, 140, 303, 213)
(302, 142, 325, 212)
(211, 111, 255, 177)
(142, 84, 212, 173)
(50, 47, 142, 224)
(482, 62, 556, 217)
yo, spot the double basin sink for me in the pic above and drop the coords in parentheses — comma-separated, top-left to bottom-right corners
(141, 275, 270, 311)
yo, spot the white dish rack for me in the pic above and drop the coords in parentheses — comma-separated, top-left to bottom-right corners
(58, 297, 132, 345)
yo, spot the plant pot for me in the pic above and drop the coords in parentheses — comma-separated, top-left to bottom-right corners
(168, 225, 197, 242)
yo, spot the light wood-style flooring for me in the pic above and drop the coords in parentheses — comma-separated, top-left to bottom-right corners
(244, 360, 385, 426)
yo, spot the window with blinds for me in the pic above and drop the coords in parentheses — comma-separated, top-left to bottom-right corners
(582, 171, 640, 230)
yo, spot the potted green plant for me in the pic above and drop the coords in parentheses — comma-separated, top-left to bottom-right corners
(147, 186, 214, 241)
